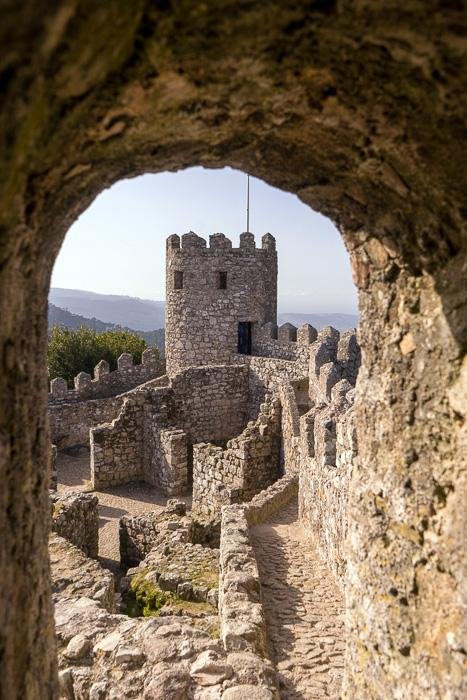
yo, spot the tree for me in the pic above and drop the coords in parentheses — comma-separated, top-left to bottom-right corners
(47, 326, 149, 385)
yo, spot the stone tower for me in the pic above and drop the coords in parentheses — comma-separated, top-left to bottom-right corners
(165, 231, 277, 375)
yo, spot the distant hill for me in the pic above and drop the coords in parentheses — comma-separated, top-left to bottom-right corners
(49, 288, 165, 331)
(49, 288, 358, 339)
(277, 312, 358, 332)
(48, 303, 165, 353)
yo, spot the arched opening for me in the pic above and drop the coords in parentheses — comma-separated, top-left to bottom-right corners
(0, 6, 464, 699)
(49, 166, 357, 563)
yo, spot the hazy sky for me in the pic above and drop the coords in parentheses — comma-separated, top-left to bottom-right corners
(52, 167, 358, 314)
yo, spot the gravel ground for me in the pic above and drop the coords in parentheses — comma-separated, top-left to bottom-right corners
(57, 447, 191, 573)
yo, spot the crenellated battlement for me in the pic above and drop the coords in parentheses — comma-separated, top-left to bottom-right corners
(48, 347, 164, 404)
(166, 230, 276, 255)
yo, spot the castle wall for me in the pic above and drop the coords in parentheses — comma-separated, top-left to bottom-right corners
(48, 348, 163, 404)
(299, 328, 360, 588)
(49, 395, 124, 449)
(192, 394, 281, 521)
(165, 232, 277, 375)
(171, 364, 249, 444)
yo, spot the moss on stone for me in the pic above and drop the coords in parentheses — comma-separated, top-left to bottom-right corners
(125, 570, 217, 619)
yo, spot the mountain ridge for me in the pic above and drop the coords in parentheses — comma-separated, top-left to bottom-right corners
(49, 288, 359, 333)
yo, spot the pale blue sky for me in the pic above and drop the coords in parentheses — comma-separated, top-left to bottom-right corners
(52, 167, 358, 314)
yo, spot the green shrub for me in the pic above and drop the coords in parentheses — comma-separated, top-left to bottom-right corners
(48, 326, 150, 386)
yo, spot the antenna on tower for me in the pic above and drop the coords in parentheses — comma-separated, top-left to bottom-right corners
(246, 174, 250, 232)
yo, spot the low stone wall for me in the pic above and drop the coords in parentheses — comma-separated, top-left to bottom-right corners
(50, 491, 99, 558)
(49, 394, 123, 449)
(192, 394, 281, 521)
(219, 505, 269, 657)
(49, 534, 115, 612)
(171, 364, 249, 443)
(245, 473, 299, 526)
(120, 500, 192, 568)
(217, 477, 300, 696)
(48, 347, 164, 404)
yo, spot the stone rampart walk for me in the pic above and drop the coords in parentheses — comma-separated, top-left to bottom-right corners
(250, 499, 344, 699)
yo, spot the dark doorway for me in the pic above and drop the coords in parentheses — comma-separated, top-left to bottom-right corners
(238, 321, 252, 355)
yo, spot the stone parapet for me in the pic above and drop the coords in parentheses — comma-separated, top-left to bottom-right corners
(50, 491, 99, 559)
(48, 347, 164, 404)
(49, 534, 115, 612)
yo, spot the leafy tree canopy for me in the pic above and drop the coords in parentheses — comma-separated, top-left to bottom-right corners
(48, 326, 150, 385)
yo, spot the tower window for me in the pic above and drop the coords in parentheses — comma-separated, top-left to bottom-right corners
(174, 270, 183, 289)
(218, 271, 227, 289)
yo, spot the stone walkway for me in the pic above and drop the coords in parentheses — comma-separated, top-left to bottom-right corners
(57, 447, 191, 572)
(250, 500, 345, 699)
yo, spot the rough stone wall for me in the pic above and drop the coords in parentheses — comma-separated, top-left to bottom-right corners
(90, 392, 147, 488)
(48, 348, 163, 403)
(120, 499, 192, 568)
(166, 232, 277, 374)
(50, 491, 99, 559)
(309, 327, 360, 405)
(49, 535, 115, 613)
(1, 4, 465, 697)
(296, 326, 361, 588)
(277, 381, 302, 475)
(171, 364, 249, 444)
(299, 383, 357, 587)
(192, 395, 281, 521)
(144, 424, 188, 496)
(49, 394, 123, 449)
(217, 476, 299, 691)
(252, 321, 316, 373)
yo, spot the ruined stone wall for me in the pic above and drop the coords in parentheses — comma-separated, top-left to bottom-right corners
(165, 232, 277, 375)
(49, 394, 123, 449)
(143, 423, 188, 497)
(120, 499, 192, 568)
(171, 364, 249, 444)
(89, 366, 252, 493)
(50, 491, 99, 559)
(48, 348, 163, 403)
(192, 394, 281, 521)
(90, 392, 147, 488)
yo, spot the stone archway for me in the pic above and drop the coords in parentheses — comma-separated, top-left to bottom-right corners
(0, 3, 465, 698)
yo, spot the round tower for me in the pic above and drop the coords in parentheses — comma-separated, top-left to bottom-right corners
(165, 231, 277, 375)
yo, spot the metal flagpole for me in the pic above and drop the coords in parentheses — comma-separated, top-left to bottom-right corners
(246, 174, 250, 232)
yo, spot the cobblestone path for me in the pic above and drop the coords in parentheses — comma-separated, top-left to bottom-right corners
(250, 499, 345, 699)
